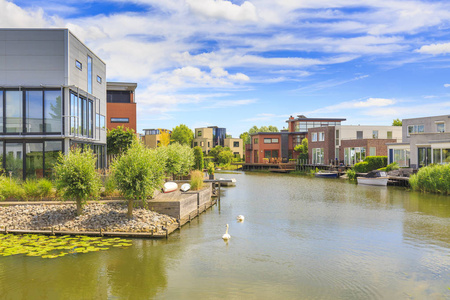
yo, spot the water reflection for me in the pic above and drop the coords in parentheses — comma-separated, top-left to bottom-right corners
(1, 172, 450, 299)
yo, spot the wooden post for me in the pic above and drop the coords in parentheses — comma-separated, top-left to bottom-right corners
(100, 228, 103, 236)
(218, 182, 221, 202)
(5, 226, 7, 234)
(51, 226, 54, 235)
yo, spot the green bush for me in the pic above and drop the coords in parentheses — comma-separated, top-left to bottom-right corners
(111, 140, 166, 219)
(378, 162, 399, 172)
(190, 170, 204, 191)
(410, 164, 450, 194)
(353, 161, 369, 173)
(54, 147, 102, 215)
(346, 169, 357, 181)
(38, 179, 53, 198)
(364, 156, 387, 171)
(164, 143, 194, 179)
(101, 176, 117, 197)
(193, 146, 204, 170)
(207, 162, 215, 175)
(0, 178, 25, 200)
(23, 180, 41, 200)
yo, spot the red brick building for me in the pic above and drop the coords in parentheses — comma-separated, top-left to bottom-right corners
(245, 115, 346, 163)
(106, 82, 137, 132)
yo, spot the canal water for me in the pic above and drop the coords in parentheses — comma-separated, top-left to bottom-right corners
(1, 172, 450, 299)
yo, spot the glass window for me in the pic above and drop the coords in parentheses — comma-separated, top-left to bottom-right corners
(6, 91, 23, 133)
(89, 101, 93, 137)
(437, 123, 445, 133)
(25, 142, 44, 179)
(0, 91, 2, 133)
(25, 91, 43, 133)
(318, 132, 325, 141)
(233, 141, 239, 147)
(5, 142, 23, 178)
(264, 150, 271, 159)
(254, 138, 258, 144)
(97, 76, 102, 84)
(312, 133, 317, 142)
(407, 125, 413, 136)
(264, 138, 271, 144)
(45, 141, 62, 178)
(356, 131, 363, 139)
(193, 142, 198, 147)
(443, 149, 450, 163)
(370, 147, 376, 156)
(83, 98, 87, 136)
(418, 125, 424, 133)
(312, 148, 324, 164)
(272, 138, 279, 143)
(198, 131, 202, 137)
(87, 56, 92, 94)
(100, 115, 105, 129)
(0, 141, 3, 168)
(272, 150, 279, 158)
(44, 90, 62, 133)
(76, 60, 82, 70)
(393, 149, 410, 167)
(387, 131, 392, 139)
(372, 130, 378, 139)
(433, 148, 441, 164)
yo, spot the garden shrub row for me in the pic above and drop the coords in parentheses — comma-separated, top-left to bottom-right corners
(410, 163, 450, 195)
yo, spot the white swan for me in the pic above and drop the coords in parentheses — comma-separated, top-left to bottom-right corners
(222, 224, 231, 241)
(237, 215, 245, 222)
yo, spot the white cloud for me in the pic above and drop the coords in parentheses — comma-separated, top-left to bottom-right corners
(353, 98, 395, 108)
(0, 0, 49, 27)
(416, 43, 450, 55)
(445, 84, 450, 88)
(187, 0, 258, 22)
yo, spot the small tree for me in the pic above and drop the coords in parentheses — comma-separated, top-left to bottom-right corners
(111, 141, 166, 219)
(193, 146, 204, 170)
(392, 118, 402, 126)
(171, 124, 194, 146)
(54, 147, 101, 216)
(165, 143, 194, 179)
(107, 126, 135, 156)
(159, 130, 171, 147)
(218, 149, 234, 165)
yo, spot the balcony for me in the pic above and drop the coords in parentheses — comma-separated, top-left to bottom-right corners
(245, 144, 253, 151)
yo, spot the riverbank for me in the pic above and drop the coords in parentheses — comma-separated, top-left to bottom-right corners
(0, 202, 177, 235)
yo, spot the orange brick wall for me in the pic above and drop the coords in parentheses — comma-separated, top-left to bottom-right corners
(107, 102, 137, 132)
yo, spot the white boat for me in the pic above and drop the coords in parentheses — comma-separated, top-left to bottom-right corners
(163, 181, 178, 193)
(180, 183, 191, 192)
(219, 178, 236, 187)
(357, 171, 389, 186)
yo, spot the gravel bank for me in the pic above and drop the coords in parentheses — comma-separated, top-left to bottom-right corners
(0, 203, 177, 234)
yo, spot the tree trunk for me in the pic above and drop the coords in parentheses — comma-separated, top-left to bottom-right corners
(127, 199, 133, 220)
(76, 200, 83, 216)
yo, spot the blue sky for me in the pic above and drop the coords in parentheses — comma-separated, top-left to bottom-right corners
(2, 0, 450, 137)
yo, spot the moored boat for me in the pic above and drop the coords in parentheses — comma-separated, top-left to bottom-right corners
(163, 181, 178, 193)
(219, 178, 236, 186)
(357, 171, 388, 186)
(314, 172, 338, 178)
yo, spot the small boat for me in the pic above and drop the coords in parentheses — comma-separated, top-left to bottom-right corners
(163, 181, 178, 193)
(180, 183, 191, 192)
(219, 178, 236, 186)
(357, 170, 389, 186)
(314, 172, 338, 178)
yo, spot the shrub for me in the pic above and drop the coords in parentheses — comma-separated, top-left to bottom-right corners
(207, 162, 215, 175)
(101, 176, 117, 197)
(54, 147, 102, 215)
(193, 146, 204, 170)
(37, 179, 53, 199)
(23, 180, 41, 200)
(346, 169, 357, 181)
(0, 178, 25, 200)
(165, 143, 194, 179)
(111, 140, 166, 219)
(353, 161, 369, 173)
(378, 162, 399, 172)
(190, 170, 204, 191)
(410, 164, 450, 194)
(364, 156, 387, 171)
(218, 150, 234, 165)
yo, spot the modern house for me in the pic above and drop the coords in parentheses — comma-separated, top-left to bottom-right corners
(141, 128, 171, 148)
(106, 82, 137, 132)
(245, 115, 346, 163)
(224, 138, 243, 158)
(308, 125, 402, 165)
(387, 115, 450, 169)
(192, 126, 243, 158)
(0, 28, 107, 179)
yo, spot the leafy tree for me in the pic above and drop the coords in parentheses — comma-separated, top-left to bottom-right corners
(107, 126, 136, 156)
(193, 146, 204, 170)
(218, 149, 234, 165)
(159, 131, 171, 147)
(165, 143, 194, 179)
(111, 140, 166, 219)
(209, 146, 232, 163)
(171, 124, 194, 146)
(54, 147, 101, 216)
(392, 118, 402, 126)
(294, 138, 308, 154)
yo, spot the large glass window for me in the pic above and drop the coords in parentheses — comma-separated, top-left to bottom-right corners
(26, 91, 43, 133)
(87, 56, 93, 94)
(0, 141, 3, 170)
(26, 142, 44, 179)
(44, 90, 62, 133)
(312, 148, 324, 164)
(418, 147, 431, 168)
(356, 131, 363, 139)
(318, 132, 325, 141)
(89, 100, 93, 138)
(45, 141, 62, 178)
(6, 91, 23, 133)
(5, 142, 23, 178)
(311, 133, 317, 142)
(344, 147, 366, 166)
(387, 131, 392, 139)
(0, 91, 3, 133)
(393, 149, 410, 167)
(372, 130, 378, 139)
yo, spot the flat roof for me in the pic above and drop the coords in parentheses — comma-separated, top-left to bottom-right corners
(107, 82, 138, 91)
(286, 117, 346, 122)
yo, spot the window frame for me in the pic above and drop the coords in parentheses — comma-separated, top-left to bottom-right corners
(75, 60, 82, 70)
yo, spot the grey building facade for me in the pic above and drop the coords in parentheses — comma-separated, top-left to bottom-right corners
(0, 28, 107, 179)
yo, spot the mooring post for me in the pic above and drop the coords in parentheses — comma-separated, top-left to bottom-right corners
(218, 182, 221, 202)
(51, 226, 54, 235)
(5, 226, 7, 234)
